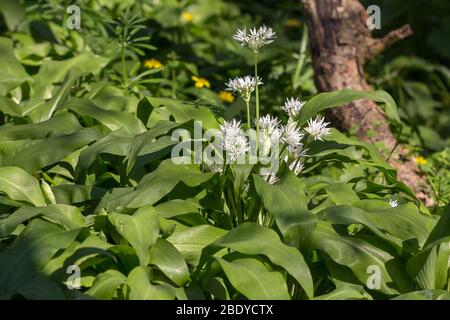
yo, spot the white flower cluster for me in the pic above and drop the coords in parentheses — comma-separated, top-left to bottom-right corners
(257, 114, 282, 157)
(258, 114, 281, 135)
(233, 25, 277, 53)
(281, 97, 305, 118)
(220, 119, 250, 163)
(282, 121, 305, 154)
(257, 115, 308, 179)
(225, 76, 262, 102)
(305, 116, 331, 141)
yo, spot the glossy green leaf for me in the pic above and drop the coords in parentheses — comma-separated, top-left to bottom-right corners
(217, 257, 291, 300)
(126, 266, 176, 300)
(0, 166, 46, 206)
(86, 270, 126, 300)
(109, 205, 159, 266)
(0, 219, 80, 298)
(298, 89, 401, 126)
(200, 222, 314, 298)
(149, 239, 190, 286)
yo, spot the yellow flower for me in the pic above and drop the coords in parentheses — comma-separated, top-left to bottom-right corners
(181, 11, 193, 22)
(192, 76, 210, 88)
(286, 18, 301, 28)
(219, 91, 235, 103)
(415, 156, 428, 165)
(144, 58, 163, 69)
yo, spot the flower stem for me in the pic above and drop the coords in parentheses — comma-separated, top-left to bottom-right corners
(121, 44, 128, 87)
(245, 99, 251, 128)
(254, 53, 260, 151)
(292, 25, 308, 89)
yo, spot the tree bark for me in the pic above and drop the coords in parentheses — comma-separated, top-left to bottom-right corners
(300, 0, 433, 205)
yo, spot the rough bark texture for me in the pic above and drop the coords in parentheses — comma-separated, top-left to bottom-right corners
(300, 0, 433, 205)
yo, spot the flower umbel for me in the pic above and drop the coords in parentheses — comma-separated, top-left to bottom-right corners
(282, 122, 305, 153)
(144, 58, 163, 69)
(225, 76, 262, 101)
(258, 114, 281, 134)
(233, 25, 277, 53)
(305, 116, 331, 141)
(281, 97, 305, 118)
(219, 91, 235, 103)
(220, 119, 250, 163)
(192, 76, 211, 88)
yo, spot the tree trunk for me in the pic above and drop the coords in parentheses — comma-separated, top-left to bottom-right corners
(300, 0, 433, 206)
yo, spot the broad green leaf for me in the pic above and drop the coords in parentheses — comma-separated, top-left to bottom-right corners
(98, 160, 214, 211)
(0, 1, 27, 32)
(86, 270, 126, 300)
(298, 89, 400, 126)
(0, 219, 80, 298)
(167, 225, 227, 266)
(407, 242, 450, 290)
(52, 184, 107, 205)
(126, 266, 176, 300)
(147, 97, 220, 129)
(0, 204, 85, 237)
(324, 129, 395, 174)
(253, 171, 317, 249)
(149, 239, 190, 286)
(0, 96, 22, 117)
(125, 120, 184, 174)
(24, 70, 82, 122)
(155, 198, 202, 218)
(0, 113, 81, 141)
(2, 128, 103, 173)
(109, 205, 159, 266)
(64, 98, 146, 135)
(425, 204, 450, 247)
(200, 222, 314, 298)
(325, 183, 359, 205)
(217, 257, 291, 300)
(31, 52, 108, 100)
(312, 280, 371, 300)
(0, 37, 30, 95)
(311, 222, 408, 295)
(318, 203, 430, 249)
(74, 129, 132, 182)
(0, 166, 45, 206)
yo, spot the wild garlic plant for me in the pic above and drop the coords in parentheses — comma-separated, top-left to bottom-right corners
(233, 25, 277, 149)
(204, 26, 332, 227)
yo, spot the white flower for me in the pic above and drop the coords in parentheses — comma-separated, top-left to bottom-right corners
(233, 25, 277, 53)
(266, 174, 279, 185)
(304, 116, 331, 141)
(225, 76, 262, 101)
(282, 121, 304, 153)
(257, 114, 281, 134)
(281, 97, 305, 118)
(288, 159, 304, 175)
(389, 199, 398, 207)
(220, 119, 249, 163)
(257, 115, 282, 157)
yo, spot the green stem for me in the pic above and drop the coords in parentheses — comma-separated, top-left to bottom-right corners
(254, 53, 260, 151)
(292, 25, 308, 89)
(245, 99, 251, 128)
(121, 45, 127, 85)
